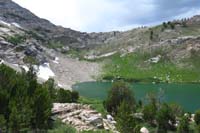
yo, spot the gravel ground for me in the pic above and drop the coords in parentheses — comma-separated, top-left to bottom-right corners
(50, 54, 101, 90)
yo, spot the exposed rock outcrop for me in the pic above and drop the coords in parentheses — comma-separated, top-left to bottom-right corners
(52, 103, 118, 132)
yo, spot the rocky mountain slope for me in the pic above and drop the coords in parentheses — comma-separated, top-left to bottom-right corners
(0, 0, 200, 86)
(0, 0, 119, 50)
(0, 11, 100, 89)
(0, 0, 118, 88)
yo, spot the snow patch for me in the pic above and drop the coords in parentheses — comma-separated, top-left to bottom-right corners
(53, 57, 59, 64)
(58, 83, 63, 88)
(0, 59, 4, 64)
(37, 63, 55, 80)
(22, 65, 29, 72)
(11, 22, 22, 28)
(0, 20, 11, 27)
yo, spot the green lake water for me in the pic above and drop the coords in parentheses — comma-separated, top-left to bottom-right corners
(72, 82, 200, 112)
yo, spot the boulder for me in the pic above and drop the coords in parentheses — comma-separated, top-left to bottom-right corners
(52, 103, 117, 132)
(140, 127, 149, 133)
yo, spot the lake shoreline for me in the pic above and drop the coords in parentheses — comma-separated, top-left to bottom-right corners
(72, 81, 200, 112)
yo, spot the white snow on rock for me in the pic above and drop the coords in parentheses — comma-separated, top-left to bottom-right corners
(140, 127, 149, 133)
(0, 59, 4, 64)
(58, 83, 63, 88)
(53, 57, 59, 64)
(37, 63, 55, 80)
(22, 65, 29, 72)
(0, 20, 11, 27)
(11, 22, 22, 28)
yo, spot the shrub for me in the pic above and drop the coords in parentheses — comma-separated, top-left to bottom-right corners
(143, 104, 157, 125)
(6, 34, 26, 45)
(48, 120, 76, 133)
(169, 103, 184, 117)
(116, 101, 136, 133)
(195, 124, 200, 133)
(194, 110, 200, 125)
(0, 115, 6, 132)
(167, 21, 175, 29)
(150, 30, 154, 40)
(143, 93, 158, 125)
(104, 81, 135, 116)
(43, 78, 56, 101)
(23, 56, 39, 65)
(156, 103, 176, 132)
(162, 22, 168, 28)
(177, 115, 189, 133)
(57, 89, 72, 103)
(71, 91, 79, 102)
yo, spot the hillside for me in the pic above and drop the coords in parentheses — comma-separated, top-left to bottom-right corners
(0, 0, 200, 86)
(1, 1, 200, 133)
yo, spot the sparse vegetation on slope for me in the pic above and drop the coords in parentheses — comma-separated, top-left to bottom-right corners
(102, 51, 200, 83)
(5, 34, 26, 45)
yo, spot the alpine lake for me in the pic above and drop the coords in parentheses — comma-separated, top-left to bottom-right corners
(72, 81, 200, 112)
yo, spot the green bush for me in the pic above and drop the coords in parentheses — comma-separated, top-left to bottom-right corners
(156, 103, 176, 132)
(71, 91, 79, 102)
(57, 89, 72, 103)
(56, 89, 80, 103)
(167, 21, 175, 29)
(143, 104, 157, 125)
(48, 120, 76, 133)
(194, 110, 200, 125)
(162, 22, 168, 28)
(177, 115, 189, 133)
(104, 81, 135, 116)
(116, 101, 136, 133)
(23, 56, 39, 65)
(169, 103, 184, 117)
(47, 41, 64, 49)
(195, 124, 200, 133)
(150, 30, 154, 40)
(6, 34, 26, 45)
(0, 115, 6, 132)
(143, 93, 158, 125)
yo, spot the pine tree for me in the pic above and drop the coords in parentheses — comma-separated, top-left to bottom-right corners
(104, 81, 135, 116)
(116, 101, 136, 133)
(43, 78, 56, 101)
(32, 85, 52, 130)
(9, 102, 20, 133)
